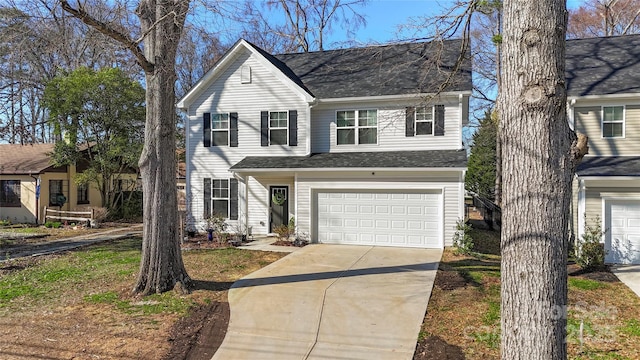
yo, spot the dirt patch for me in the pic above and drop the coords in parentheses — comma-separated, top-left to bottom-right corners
(414, 335, 466, 360)
(433, 268, 472, 290)
(163, 301, 230, 360)
(567, 263, 620, 282)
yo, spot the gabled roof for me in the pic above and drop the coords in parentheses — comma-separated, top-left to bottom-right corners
(274, 39, 472, 99)
(576, 156, 640, 177)
(0, 143, 56, 175)
(230, 150, 467, 171)
(566, 34, 640, 97)
(177, 38, 472, 108)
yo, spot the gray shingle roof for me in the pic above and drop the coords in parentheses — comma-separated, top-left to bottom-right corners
(230, 150, 467, 170)
(259, 39, 472, 99)
(576, 156, 640, 176)
(566, 34, 640, 97)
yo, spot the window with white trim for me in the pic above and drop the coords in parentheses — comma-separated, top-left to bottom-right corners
(212, 179, 229, 218)
(602, 106, 624, 138)
(269, 111, 288, 145)
(415, 107, 434, 135)
(336, 109, 377, 145)
(212, 113, 230, 146)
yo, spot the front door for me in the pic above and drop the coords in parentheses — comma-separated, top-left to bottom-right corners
(269, 186, 289, 232)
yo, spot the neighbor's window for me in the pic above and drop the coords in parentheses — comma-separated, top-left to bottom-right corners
(212, 113, 230, 146)
(336, 109, 377, 145)
(269, 111, 288, 145)
(0, 180, 21, 207)
(212, 179, 229, 218)
(415, 107, 434, 135)
(77, 183, 89, 204)
(49, 179, 65, 206)
(602, 106, 624, 138)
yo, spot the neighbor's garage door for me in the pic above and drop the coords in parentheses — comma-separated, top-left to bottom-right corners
(316, 191, 441, 248)
(606, 200, 640, 264)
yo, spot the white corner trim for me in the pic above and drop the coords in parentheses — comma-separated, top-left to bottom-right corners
(577, 179, 586, 241)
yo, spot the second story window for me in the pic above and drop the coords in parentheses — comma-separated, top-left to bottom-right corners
(203, 112, 238, 148)
(337, 109, 377, 145)
(212, 113, 230, 146)
(415, 107, 434, 135)
(602, 106, 624, 138)
(269, 111, 288, 145)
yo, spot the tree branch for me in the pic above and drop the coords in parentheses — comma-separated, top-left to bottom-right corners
(59, 0, 154, 73)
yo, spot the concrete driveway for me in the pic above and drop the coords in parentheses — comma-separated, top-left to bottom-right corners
(611, 265, 640, 298)
(212, 244, 441, 360)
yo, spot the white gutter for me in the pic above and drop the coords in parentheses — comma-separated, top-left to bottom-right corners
(314, 91, 473, 105)
(230, 167, 468, 173)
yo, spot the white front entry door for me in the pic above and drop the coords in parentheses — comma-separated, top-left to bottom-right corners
(316, 190, 442, 248)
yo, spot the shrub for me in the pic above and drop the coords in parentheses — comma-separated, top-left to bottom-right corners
(576, 216, 608, 270)
(44, 221, 62, 229)
(274, 217, 296, 242)
(453, 219, 474, 255)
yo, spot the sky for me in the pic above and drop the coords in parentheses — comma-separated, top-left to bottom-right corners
(326, 0, 586, 46)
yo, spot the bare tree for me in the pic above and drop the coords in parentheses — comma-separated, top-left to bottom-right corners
(59, 0, 191, 295)
(243, 0, 368, 52)
(500, 0, 587, 358)
(568, 0, 640, 39)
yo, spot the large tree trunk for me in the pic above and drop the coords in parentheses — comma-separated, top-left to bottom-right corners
(499, 1, 576, 359)
(133, 0, 191, 295)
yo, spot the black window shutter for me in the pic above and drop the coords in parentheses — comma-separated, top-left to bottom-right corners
(203, 113, 211, 147)
(289, 110, 298, 146)
(230, 112, 238, 147)
(261, 111, 269, 146)
(406, 107, 415, 137)
(434, 105, 445, 136)
(203, 178, 211, 218)
(229, 178, 238, 220)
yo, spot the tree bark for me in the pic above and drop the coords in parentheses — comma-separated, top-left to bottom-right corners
(132, 0, 192, 295)
(499, 1, 575, 359)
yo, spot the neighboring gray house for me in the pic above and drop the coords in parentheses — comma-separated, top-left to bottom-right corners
(567, 34, 640, 264)
(178, 39, 471, 248)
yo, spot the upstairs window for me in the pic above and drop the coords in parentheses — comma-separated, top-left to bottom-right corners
(269, 111, 288, 145)
(0, 180, 20, 207)
(602, 106, 624, 138)
(336, 109, 377, 145)
(203, 112, 238, 147)
(212, 113, 230, 146)
(415, 107, 434, 135)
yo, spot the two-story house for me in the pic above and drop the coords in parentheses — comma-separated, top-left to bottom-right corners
(567, 34, 640, 264)
(178, 39, 471, 249)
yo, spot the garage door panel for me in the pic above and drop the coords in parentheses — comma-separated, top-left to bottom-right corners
(316, 191, 441, 248)
(606, 200, 640, 265)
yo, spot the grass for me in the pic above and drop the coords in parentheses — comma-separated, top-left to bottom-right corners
(0, 237, 287, 359)
(417, 223, 640, 360)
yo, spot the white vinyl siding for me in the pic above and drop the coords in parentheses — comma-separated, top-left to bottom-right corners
(186, 49, 308, 227)
(311, 98, 462, 153)
(574, 104, 640, 156)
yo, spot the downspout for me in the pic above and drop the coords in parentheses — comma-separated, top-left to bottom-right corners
(306, 100, 318, 156)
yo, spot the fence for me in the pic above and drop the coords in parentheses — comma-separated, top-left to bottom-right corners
(44, 207, 95, 226)
(470, 193, 502, 230)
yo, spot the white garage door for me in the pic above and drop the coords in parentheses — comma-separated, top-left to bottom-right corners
(316, 191, 441, 248)
(606, 201, 640, 264)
